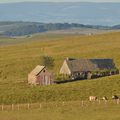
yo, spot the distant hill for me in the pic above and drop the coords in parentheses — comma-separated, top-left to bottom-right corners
(0, 2, 120, 25)
(0, 21, 117, 37)
(112, 25, 120, 29)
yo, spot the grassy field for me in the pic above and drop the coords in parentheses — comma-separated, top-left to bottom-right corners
(1, 31, 120, 120)
(0, 101, 120, 120)
(0, 33, 78, 46)
(0, 31, 120, 104)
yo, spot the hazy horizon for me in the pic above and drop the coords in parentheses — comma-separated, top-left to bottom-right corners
(0, 0, 120, 3)
(0, 2, 120, 25)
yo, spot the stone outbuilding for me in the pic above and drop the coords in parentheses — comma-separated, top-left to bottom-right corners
(28, 65, 54, 85)
(60, 58, 118, 80)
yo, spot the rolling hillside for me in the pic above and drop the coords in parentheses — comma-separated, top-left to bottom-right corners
(0, 22, 113, 36)
(0, 32, 120, 104)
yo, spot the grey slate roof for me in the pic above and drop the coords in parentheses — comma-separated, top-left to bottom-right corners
(66, 58, 116, 72)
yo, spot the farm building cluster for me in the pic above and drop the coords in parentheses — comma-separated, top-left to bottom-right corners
(60, 58, 119, 80)
(28, 58, 119, 85)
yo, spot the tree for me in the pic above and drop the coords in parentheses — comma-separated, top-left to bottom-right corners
(40, 55, 55, 69)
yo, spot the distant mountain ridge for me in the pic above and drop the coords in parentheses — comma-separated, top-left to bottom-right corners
(0, 2, 120, 25)
(0, 21, 120, 36)
(0, 21, 115, 36)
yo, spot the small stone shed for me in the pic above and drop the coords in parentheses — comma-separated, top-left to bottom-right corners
(60, 58, 118, 80)
(28, 65, 54, 85)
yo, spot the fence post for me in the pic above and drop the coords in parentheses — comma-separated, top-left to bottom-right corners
(39, 103, 42, 109)
(62, 102, 65, 106)
(2, 104, 4, 111)
(12, 104, 14, 110)
(27, 103, 30, 109)
(81, 101, 84, 107)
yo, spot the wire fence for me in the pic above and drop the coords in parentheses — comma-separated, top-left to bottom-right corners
(0, 99, 119, 111)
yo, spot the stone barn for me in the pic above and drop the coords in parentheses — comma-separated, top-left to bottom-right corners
(28, 65, 54, 85)
(60, 58, 118, 80)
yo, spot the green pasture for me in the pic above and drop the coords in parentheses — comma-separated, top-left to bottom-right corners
(0, 101, 120, 120)
(0, 32, 120, 104)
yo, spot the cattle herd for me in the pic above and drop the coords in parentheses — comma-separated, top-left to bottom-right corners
(89, 95, 119, 101)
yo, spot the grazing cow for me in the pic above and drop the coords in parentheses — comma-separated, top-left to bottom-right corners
(112, 95, 119, 100)
(102, 96, 108, 101)
(89, 96, 97, 101)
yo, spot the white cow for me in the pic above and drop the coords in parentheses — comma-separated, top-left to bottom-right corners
(89, 96, 97, 101)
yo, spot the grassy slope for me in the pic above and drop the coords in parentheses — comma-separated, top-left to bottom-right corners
(0, 32, 120, 104)
(0, 101, 120, 120)
(0, 33, 77, 46)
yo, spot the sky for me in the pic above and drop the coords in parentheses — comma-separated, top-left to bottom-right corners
(0, 0, 120, 3)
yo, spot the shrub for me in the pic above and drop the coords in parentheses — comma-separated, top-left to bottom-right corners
(40, 55, 55, 69)
(55, 74, 70, 83)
